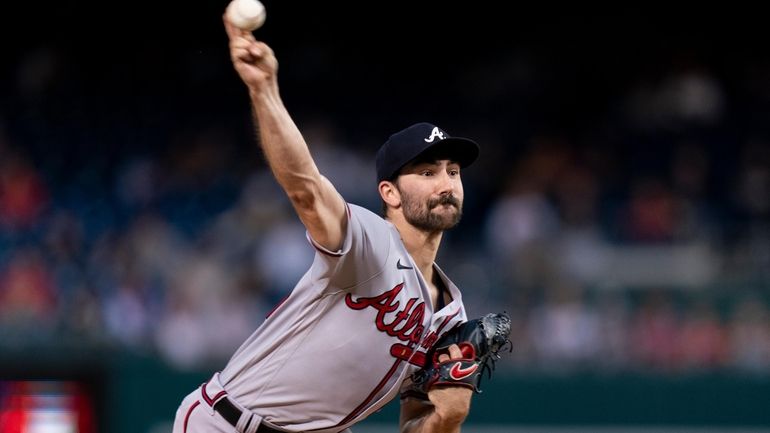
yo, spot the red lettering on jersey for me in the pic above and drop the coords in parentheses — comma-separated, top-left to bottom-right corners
(421, 332, 438, 350)
(391, 343, 427, 366)
(345, 284, 426, 344)
(420, 311, 461, 349)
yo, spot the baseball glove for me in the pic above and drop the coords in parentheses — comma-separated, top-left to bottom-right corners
(412, 312, 512, 393)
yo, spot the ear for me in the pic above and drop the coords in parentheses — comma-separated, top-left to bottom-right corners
(378, 180, 401, 209)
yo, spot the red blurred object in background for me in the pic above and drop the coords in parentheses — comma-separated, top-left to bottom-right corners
(0, 381, 96, 433)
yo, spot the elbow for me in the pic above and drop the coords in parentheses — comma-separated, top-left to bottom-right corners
(287, 187, 318, 211)
(284, 174, 323, 211)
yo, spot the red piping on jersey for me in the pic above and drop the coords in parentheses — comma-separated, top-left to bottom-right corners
(184, 400, 200, 433)
(266, 293, 291, 319)
(438, 310, 461, 333)
(201, 381, 227, 407)
(312, 243, 345, 257)
(432, 310, 462, 342)
(337, 359, 403, 426)
(431, 309, 462, 343)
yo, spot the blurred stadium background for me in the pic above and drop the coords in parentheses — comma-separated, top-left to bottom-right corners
(1, 2, 769, 432)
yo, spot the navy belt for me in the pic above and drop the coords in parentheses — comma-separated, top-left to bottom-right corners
(213, 397, 282, 433)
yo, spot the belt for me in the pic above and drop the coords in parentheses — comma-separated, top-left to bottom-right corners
(213, 397, 283, 433)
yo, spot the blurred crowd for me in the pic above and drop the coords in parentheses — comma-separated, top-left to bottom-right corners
(2, 15, 770, 375)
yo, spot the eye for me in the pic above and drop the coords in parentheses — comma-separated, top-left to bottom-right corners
(421, 170, 434, 177)
(449, 168, 460, 176)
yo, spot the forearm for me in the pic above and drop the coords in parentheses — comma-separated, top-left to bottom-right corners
(248, 84, 346, 250)
(400, 392, 470, 433)
(402, 411, 464, 433)
(249, 85, 322, 197)
(224, 15, 345, 248)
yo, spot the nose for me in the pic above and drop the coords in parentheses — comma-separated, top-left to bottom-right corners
(435, 168, 456, 195)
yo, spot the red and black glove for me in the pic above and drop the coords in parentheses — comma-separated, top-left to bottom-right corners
(412, 312, 512, 393)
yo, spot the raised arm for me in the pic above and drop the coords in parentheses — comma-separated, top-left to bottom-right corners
(223, 15, 347, 251)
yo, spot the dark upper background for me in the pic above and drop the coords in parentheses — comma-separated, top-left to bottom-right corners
(5, 3, 770, 211)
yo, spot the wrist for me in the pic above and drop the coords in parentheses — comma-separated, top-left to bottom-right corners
(248, 81, 280, 102)
(432, 405, 468, 427)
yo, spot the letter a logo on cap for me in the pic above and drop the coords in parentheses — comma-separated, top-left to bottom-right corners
(424, 127, 445, 143)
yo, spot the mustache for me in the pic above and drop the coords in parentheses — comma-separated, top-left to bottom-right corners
(428, 194, 460, 209)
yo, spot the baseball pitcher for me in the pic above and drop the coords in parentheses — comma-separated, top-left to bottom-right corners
(172, 8, 510, 433)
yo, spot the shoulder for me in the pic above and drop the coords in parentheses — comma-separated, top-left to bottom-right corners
(346, 203, 394, 232)
(347, 203, 383, 220)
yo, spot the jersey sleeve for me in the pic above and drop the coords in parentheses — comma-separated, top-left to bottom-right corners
(306, 203, 392, 291)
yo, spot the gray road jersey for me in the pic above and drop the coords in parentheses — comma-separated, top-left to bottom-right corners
(219, 204, 467, 432)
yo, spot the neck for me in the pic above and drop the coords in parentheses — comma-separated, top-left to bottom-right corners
(389, 214, 444, 279)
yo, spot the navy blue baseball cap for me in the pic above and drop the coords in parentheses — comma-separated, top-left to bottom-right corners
(375, 122, 480, 182)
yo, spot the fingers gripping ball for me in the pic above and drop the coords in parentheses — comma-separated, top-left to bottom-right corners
(227, 0, 266, 31)
(413, 312, 513, 393)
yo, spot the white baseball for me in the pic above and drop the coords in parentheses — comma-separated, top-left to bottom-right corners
(226, 0, 266, 31)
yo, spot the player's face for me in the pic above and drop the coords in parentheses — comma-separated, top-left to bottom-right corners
(396, 159, 464, 232)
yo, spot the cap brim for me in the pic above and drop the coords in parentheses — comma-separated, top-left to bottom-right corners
(414, 137, 480, 168)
